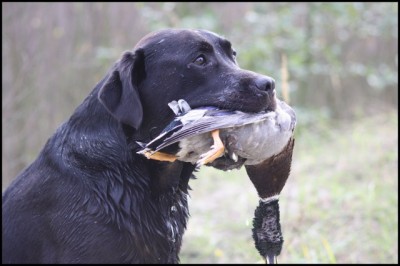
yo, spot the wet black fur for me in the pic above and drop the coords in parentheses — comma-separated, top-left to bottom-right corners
(2, 29, 277, 263)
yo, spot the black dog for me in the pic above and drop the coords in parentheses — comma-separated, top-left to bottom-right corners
(2, 29, 281, 263)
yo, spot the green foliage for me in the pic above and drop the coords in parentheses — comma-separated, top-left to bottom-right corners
(136, 2, 398, 118)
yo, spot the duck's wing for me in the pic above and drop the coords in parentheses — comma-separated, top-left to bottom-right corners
(154, 110, 274, 151)
(144, 119, 184, 150)
(143, 107, 217, 150)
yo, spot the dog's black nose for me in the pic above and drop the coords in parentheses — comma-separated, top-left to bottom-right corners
(256, 76, 275, 92)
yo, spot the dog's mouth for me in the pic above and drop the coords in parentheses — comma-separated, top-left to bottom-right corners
(189, 92, 277, 114)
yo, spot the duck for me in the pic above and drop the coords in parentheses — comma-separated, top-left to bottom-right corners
(137, 98, 296, 170)
(138, 98, 296, 264)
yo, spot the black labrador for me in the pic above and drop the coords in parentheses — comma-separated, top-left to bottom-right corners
(2, 29, 290, 263)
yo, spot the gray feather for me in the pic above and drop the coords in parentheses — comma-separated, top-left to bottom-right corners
(154, 111, 274, 151)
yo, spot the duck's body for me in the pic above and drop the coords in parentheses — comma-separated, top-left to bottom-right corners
(138, 98, 296, 169)
(138, 98, 296, 263)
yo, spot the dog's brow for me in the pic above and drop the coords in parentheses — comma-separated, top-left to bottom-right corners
(219, 39, 233, 52)
(198, 41, 214, 52)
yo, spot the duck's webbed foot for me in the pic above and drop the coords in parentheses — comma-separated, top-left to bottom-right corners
(142, 150, 178, 162)
(196, 129, 225, 167)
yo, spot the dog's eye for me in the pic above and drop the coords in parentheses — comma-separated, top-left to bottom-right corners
(193, 55, 206, 65)
(232, 50, 237, 59)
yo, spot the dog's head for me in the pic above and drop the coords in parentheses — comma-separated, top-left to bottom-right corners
(98, 29, 277, 137)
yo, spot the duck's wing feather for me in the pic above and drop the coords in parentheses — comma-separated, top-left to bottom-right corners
(144, 107, 216, 150)
(144, 120, 183, 150)
(154, 111, 274, 151)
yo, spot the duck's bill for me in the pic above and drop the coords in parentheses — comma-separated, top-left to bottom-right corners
(265, 254, 277, 264)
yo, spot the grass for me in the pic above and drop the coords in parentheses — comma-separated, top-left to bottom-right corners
(179, 110, 398, 263)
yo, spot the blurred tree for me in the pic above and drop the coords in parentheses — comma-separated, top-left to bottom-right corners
(2, 2, 398, 186)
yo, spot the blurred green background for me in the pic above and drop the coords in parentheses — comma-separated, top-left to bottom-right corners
(2, 2, 398, 263)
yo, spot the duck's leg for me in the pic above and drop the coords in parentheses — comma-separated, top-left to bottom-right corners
(143, 151, 177, 162)
(197, 129, 225, 166)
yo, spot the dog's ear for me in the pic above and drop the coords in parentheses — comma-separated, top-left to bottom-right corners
(98, 50, 145, 129)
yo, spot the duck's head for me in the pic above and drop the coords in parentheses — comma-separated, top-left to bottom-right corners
(246, 137, 295, 263)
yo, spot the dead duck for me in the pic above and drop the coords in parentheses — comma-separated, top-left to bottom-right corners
(137, 98, 296, 170)
(138, 98, 296, 263)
